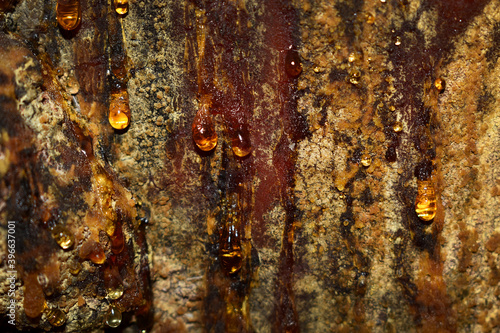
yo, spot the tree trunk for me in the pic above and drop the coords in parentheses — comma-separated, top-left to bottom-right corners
(1, 0, 500, 332)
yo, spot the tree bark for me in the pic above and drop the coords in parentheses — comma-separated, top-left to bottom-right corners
(1, 0, 500, 332)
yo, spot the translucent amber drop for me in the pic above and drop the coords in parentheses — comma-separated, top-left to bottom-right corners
(68, 260, 82, 275)
(393, 121, 403, 133)
(285, 49, 302, 78)
(56, 0, 81, 31)
(366, 13, 375, 24)
(114, 0, 128, 15)
(360, 154, 371, 167)
(231, 130, 251, 157)
(51, 225, 74, 250)
(45, 307, 66, 327)
(415, 180, 437, 221)
(106, 305, 122, 328)
(89, 245, 106, 264)
(220, 194, 243, 275)
(109, 89, 131, 130)
(349, 68, 361, 85)
(395, 36, 402, 46)
(107, 285, 124, 300)
(192, 105, 217, 151)
(434, 77, 445, 93)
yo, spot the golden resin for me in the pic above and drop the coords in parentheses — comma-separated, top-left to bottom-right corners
(56, 0, 81, 31)
(393, 121, 403, 133)
(114, 0, 128, 14)
(231, 130, 251, 157)
(106, 305, 122, 328)
(109, 89, 131, 130)
(360, 154, 372, 167)
(51, 225, 74, 250)
(106, 284, 124, 300)
(192, 104, 217, 151)
(434, 77, 445, 93)
(220, 194, 243, 275)
(415, 179, 437, 221)
(45, 307, 66, 327)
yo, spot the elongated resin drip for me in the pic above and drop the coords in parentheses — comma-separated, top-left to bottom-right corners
(231, 127, 251, 157)
(219, 193, 242, 275)
(56, 0, 81, 30)
(114, 0, 128, 15)
(109, 81, 130, 130)
(192, 103, 217, 151)
(415, 179, 437, 221)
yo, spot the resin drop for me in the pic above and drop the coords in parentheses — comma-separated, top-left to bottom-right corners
(51, 225, 74, 250)
(107, 285, 124, 300)
(285, 49, 302, 78)
(192, 105, 217, 151)
(360, 154, 372, 167)
(106, 305, 122, 328)
(434, 77, 445, 93)
(45, 307, 66, 327)
(109, 89, 131, 130)
(220, 194, 243, 275)
(393, 121, 403, 133)
(56, 0, 81, 31)
(231, 130, 251, 157)
(415, 180, 437, 221)
(114, 0, 128, 15)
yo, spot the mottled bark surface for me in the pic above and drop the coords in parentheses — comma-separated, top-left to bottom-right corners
(1, 0, 500, 332)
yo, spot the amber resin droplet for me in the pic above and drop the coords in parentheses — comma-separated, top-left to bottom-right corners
(393, 121, 403, 133)
(415, 179, 437, 221)
(109, 88, 131, 130)
(231, 130, 251, 157)
(114, 0, 128, 15)
(56, 0, 81, 31)
(219, 194, 243, 275)
(434, 77, 445, 93)
(106, 305, 122, 328)
(51, 225, 74, 250)
(192, 104, 217, 151)
(285, 49, 302, 78)
(45, 307, 66, 327)
(107, 285, 124, 300)
(360, 154, 372, 167)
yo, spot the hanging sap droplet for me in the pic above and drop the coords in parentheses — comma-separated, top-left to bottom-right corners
(348, 68, 361, 85)
(348, 52, 356, 63)
(192, 104, 217, 151)
(107, 284, 124, 300)
(365, 13, 375, 24)
(415, 179, 437, 221)
(106, 305, 122, 328)
(56, 0, 81, 31)
(37, 273, 54, 296)
(51, 225, 75, 250)
(219, 194, 243, 275)
(285, 49, 302, 78)
(89, 244, 106, 264)
(45, 307, 66, 327)
(434, 77, 445, 93)
(68, 260, 82, 275)
(114, 0, 128, 15)
(231, 129, 251, 157)
(360, 154, 372, 167)
(393, 121, 403, 133)
(109, 89, 131, 130)
(394, 36, 402, 46)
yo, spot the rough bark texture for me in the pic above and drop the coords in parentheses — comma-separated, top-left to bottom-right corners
(1, 0, 500, 332)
